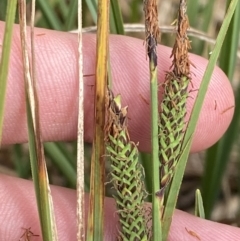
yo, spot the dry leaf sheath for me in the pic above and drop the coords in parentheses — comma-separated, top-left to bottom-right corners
(105, 90, 148, 240)
(159, 0, 191, 194)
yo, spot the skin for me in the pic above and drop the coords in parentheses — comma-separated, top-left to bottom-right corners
(0, 22, 239, 240)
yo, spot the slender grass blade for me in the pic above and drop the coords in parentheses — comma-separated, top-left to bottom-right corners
(202, 0, 240, 218)
(0, 0, 17, 144)
(195, 189, 205, 218)
(18, 1, 58, 240)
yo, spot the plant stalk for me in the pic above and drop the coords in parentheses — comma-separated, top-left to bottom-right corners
(86, 1, 110, 240)
(144, 0, 162, 240)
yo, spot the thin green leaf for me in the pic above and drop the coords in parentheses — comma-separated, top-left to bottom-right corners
(202, 0, 240, 218)
(162, 135, 192, 241)
(57, 0, 68, 20)
(191, 0, 216, 55)
(195, 189, 205, 218)
(18, 1, 58, 240)
(200, 1, 217, 33)
(0, 0, 8, 20)
(44, 142, 77, 188)
(54, 142, 76, 168)
(26, 104, 58, 240)
(0, 0, 17, 144)
(110, 0, 124, 34)
(219, 0, 240, 81)
(37, 0, 62, 30)
(63, 0, 78, 31)
(187, 0, 199, 27)
(85, 0, 97, 24)
(183, 0, 239, 164)
(129, 0, 142, 22)
(12, 144, 31, 178)
(202, 85, 240, 218)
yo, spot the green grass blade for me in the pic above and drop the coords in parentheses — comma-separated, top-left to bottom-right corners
(189, 0, 215, 55)
(202, 86, 240, 218)
(0, 0, 17, 144)
(110, 0, 124, 34)
(12, 144, 31, 178)
(85, 0, 97, 24)
(54, 142, 76, 168)
(195, 189, 205, 218)
(57, 0, 68, 20)
(183, 0, 239, 160)
(187, 0, 199, 27)
(63, 0, 78, 31)
(26, 103, 58, 240)
(219, 0, 240, 81)
(162, 0, 239, 236)
(162, 135, 192, 240)
(200, 1, 216, 33)
(0, 0, 8, 20)
(44, 142, 77, 188)
(18, 1, 58, 239)
(37, 0, 62, 30)
(201, 0, 240, 218)
(129, 0, 143, 22)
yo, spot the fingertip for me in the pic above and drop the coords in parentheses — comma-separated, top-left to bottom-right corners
(1, 175, 239, 241)
(0, 23, 235, 153)
(169, 210, 240, 241)
(186, 56, 235, 152)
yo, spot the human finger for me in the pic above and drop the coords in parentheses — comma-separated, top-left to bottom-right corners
(0, 22, 234, 152)
(0, 175, 239, 241)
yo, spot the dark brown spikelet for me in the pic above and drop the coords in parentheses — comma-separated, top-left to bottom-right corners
(144, 0, 160, 68)
(171, 0, 191, 77)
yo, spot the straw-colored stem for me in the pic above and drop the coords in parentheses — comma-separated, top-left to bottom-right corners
(76, 0, 85, 240)
(86, 1, 109, 241)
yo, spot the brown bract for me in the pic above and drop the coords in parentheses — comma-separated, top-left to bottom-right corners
(144, 0, 160, 68)
(170, 0, 191, 77)
(105, 89, 129, 143)
(144, 0, 160, 41)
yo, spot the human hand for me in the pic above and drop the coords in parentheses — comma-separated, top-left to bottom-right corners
(0, 22, 238, 240)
